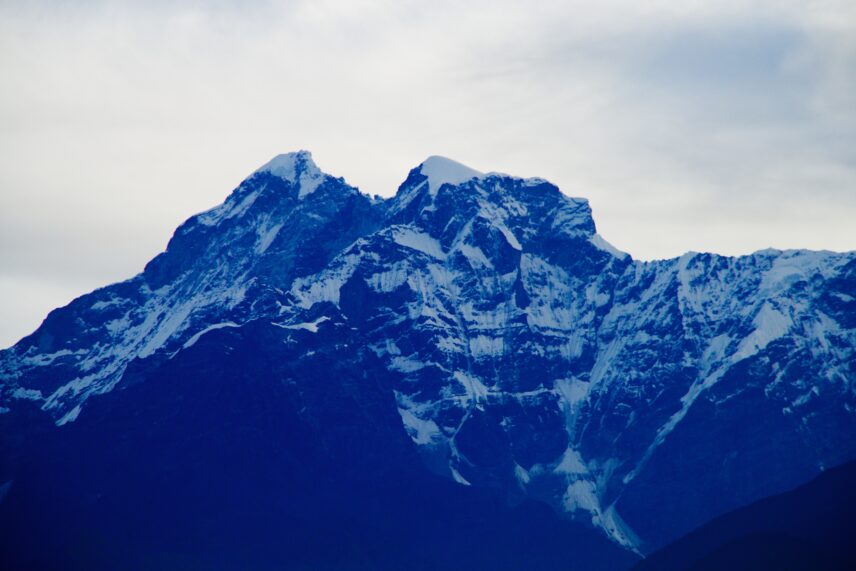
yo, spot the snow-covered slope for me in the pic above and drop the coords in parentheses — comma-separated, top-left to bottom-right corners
(1, 152, 854, 552)
(0, 151, 380, 424)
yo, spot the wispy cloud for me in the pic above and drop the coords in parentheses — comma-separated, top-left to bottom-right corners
(1, 0, 854, 346)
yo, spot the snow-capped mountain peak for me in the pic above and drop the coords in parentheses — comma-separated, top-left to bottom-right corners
(254, 150, 328, 199)
(418, 155, 485, 195)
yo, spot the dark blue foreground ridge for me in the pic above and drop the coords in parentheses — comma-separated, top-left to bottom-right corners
(1, 152, 854, 566)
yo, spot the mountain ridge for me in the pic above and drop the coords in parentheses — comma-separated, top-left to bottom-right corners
(1, 151, 854, 554)
(633, 457, 856, 570)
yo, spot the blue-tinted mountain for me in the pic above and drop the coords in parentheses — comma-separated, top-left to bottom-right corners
(1, 151, 854, 562)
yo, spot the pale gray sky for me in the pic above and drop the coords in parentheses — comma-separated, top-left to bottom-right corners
(1, 0, 855, 348)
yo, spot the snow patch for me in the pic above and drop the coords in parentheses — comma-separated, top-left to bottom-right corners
(514, 464, 531, 485)
(12, 387, 43, 401)
(469, 335, 504, 358)
(91, 298, 123, 311)
(760, 250, 826, 293)
(390, 356, 427, 373)
(451, 467, 472, 486)
(453, 371, 490, 401)
(21, 349, 82, 367)
(366, 263, 410, 293)
(458, 244, 492, 269)
(57, 405, 81, 426)
(590, 234, 627, 258)
(555, 378, 591, 407)
(182, 322, 240, 349)
(555, 448, 588, 475)
(735, 303, 792, 360)
(563, 480, 599, 512)
(419, 156, 483, 195)
(497, 224, 522, 251)
(138, 301, 197, 358)
(292, 252, 362, 308)
(256, 222, 283, 254)
(274, 316, 330, 333)
(398, 408, 442, 445)
(391, 226, 446, 260)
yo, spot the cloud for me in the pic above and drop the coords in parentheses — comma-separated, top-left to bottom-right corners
(0, 0, 854, 346)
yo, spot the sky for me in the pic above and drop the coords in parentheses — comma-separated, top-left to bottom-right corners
(1, 0, 855, 348)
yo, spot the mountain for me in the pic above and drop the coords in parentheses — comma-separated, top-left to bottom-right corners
(633, 458, 856, 570)
(1, 151, 854, 564)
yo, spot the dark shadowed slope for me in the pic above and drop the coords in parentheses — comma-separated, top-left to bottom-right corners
(634, 458, 856, 570)
(0, 318, 639, 571)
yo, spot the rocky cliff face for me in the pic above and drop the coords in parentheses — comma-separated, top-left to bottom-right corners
(2, 151, 854, 554)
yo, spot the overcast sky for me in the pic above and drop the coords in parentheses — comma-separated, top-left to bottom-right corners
(1, 0, 855, 348)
